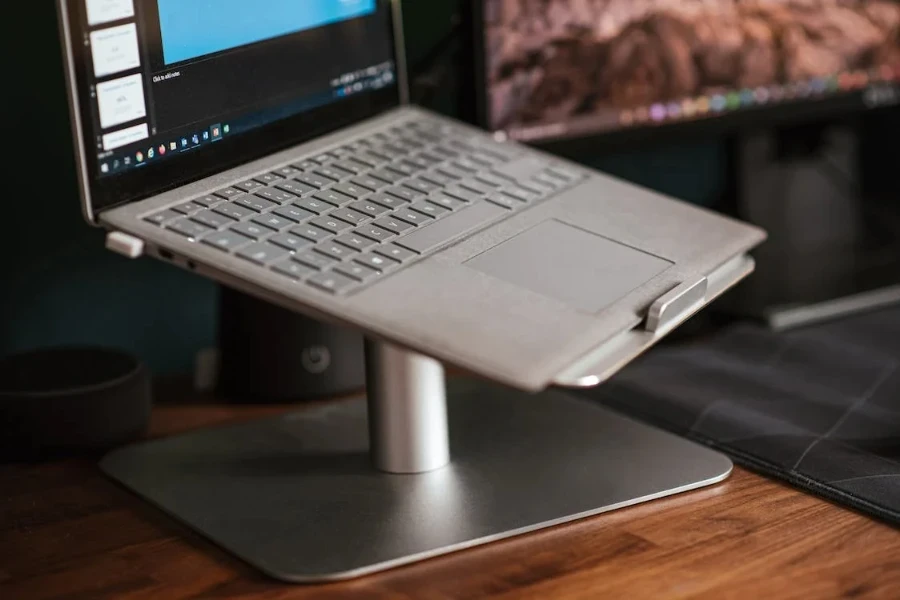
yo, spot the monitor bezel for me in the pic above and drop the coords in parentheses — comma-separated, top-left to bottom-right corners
(471, 0, 894, 157)
(57, 0, 407, 223)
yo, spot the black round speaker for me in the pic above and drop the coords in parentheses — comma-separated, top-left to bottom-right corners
(0, 347, 152, 462)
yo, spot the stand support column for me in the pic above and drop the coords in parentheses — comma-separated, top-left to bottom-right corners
(365, 340, 450, 474)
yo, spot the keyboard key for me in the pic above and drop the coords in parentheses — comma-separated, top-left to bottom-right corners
(475, 173, 505, 188)
(144, 209, 181, 226)
(293, 197, 335, 214)
(311, 152, 336, 164)
(428, 194, 467, 211)
(295, 172, 333, 189)
(435, 165, 468, 181)
(547, 165, 583, 182)
(395, 202, 506, 254)
(203, 230, 253, 251)
(294, 250, 336, 270)
(400, 156, 430, 171)
(191, 209, 233, 229)
(214, 202, 256, 221)
(315, 165, 351, 182)
(269, 232, 313, 251)
(274, 205, 315, 223)
(456, 179, 493, 194)
(291, 160, 320, 171)
(500, 185, 539, 202)
(315, 241, 355, 261)
(332, 160, 367, 175)
(451, 158, 479, 173)
(172, 201, 204, 215)
(254, 173, 283, 185)
(252, 213, 293, 231)
(354, 224, 395, 242)
(386, 162, 418, 178)
(374, 243, 417, 262)
(370, 168, 404, 184)
(404, 178, 442, 195)
(334, 262, 381, 283)
(308, 271, 358, 294)
(276, 180, 317, 196)
(443, 187, 481, 203)
(255, 188, 297, 204)
(330, 147, 352, 158)
(329, 208, 371, 225)
(533, 172, 563, 189)
(350, 200, 390, 217)
(355, 150, 390, 166)
(230, 221, 273, 240)
(351, 176, 388, 191)
(237, 242, 290, 265)
(167, 218, 213, 239)
(234, 179, 266, 192)
(332, 182, 370, 199)
(410, 201, 449, 219)
(235, 195, 277, 212)
(291, 224, 332, 243)
(273, 166, 301, 178)
(272, 258, 316, 280)
(194, 195, 224, 208)
(214, 187, 243, 199)
(492, 156, 549, 182)
(419, 171, 454, 188)
(394, 208, 430, 226)
(368, 193, 408, 210)
(334, 233, 376, 251)
(484, 192, 517, 209)
(432, 144, 459, 158)
(373, 216, 414, 234)
(310, 215, 352, 234)
(413, 151, 444, 166)
(385, 186, 424, 203)
(354, 252, 399, 272)
(313, 189, 354, 207)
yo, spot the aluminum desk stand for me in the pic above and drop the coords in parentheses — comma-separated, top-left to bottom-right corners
(101, 339, 733, 583)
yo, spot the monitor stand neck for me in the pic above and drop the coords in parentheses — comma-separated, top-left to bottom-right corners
(365, 341, 450, 474)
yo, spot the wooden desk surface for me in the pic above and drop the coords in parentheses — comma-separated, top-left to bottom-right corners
(2, 402, 898, 599)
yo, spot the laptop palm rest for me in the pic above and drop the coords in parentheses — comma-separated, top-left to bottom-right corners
(465, 219, 673, 314)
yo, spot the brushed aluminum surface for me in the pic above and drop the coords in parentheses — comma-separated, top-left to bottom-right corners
(365, 341, 450, 473)
(101, 380, 732, 583)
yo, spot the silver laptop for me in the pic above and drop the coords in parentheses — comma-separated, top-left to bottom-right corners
(57, 0, 765, 391)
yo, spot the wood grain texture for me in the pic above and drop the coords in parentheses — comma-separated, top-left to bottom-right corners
(2, 401, 898, 600)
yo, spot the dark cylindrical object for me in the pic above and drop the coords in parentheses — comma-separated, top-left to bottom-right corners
(216, 287, 366, 403)
(0, 347, 152, 462)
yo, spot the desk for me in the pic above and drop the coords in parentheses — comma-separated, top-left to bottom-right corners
(2, 399, 898, 599)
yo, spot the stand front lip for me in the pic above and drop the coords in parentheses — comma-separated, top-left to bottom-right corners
(553, 253, 756, 389)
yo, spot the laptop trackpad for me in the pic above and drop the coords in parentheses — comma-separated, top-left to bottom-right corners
(465, 220, 673, 314)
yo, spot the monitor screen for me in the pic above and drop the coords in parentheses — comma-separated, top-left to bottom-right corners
(61, 0, 398, 213)
(481, 0, 900, 143)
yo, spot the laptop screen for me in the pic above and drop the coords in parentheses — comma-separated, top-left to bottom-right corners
(60, 0, 400, 216)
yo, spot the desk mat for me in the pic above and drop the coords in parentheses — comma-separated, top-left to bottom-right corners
(582, 307, 900, 526)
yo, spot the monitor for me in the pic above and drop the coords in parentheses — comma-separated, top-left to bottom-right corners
(58, 0, 400, 216)
(476, 0, 900, 146)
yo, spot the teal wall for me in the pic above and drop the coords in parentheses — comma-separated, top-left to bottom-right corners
(2, 2, 721, 374)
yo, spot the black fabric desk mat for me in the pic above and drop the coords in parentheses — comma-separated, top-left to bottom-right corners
(582, 307, 900, 526)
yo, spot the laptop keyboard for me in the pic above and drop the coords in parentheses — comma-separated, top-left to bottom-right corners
(142, 119, 585, 295)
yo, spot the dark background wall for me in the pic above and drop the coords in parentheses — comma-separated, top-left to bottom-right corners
(0, 1, 721, 374)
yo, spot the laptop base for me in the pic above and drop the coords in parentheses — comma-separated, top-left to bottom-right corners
(101, 345, 732, 583)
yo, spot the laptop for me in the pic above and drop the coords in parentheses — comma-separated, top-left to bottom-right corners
(57, 0, 765, 391)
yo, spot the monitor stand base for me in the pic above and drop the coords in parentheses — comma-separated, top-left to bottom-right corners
(101, 343, 732, 583)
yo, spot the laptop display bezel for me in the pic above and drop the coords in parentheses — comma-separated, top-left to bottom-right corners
(57, 0, 406, 223)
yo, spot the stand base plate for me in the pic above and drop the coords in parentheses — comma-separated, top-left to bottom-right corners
(101, 380, 731, 582)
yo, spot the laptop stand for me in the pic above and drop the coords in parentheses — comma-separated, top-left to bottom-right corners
(101, 346, 732, 582)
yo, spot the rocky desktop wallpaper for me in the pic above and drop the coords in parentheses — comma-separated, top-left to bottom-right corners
(485, 0, 900, 131)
